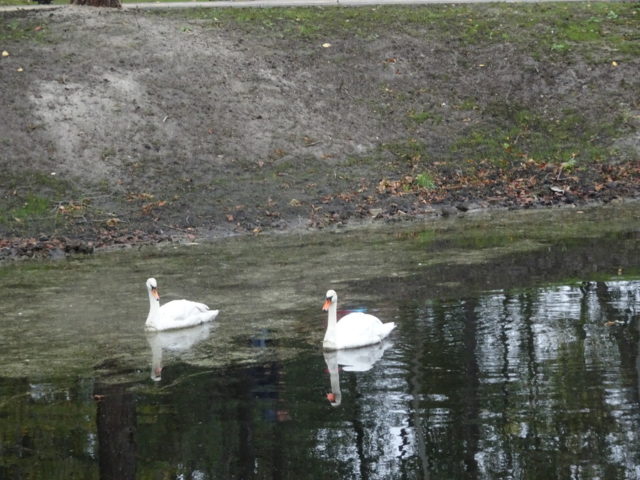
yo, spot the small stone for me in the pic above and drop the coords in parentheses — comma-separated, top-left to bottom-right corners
(440, 206, 458, 217)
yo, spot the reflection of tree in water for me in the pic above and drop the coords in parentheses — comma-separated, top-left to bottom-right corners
(581, 281, 640, 401)
(461, 298, 480, 476)
(94, 382, 136, 480)
(234, 361, 290, 478)
(0, 376, 117, 479)
(95, 362, 291, 480)
(136, 329, 294, 479)
(400, 280, 640, 479)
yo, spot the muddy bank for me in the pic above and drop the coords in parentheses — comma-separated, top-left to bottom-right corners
(0, 4, 638, 259)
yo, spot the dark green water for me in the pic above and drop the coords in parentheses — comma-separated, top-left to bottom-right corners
(1, 203, 639, 479)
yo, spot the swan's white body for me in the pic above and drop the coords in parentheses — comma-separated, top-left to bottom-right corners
(322, 289, 395, 350)
(145, 278, 219, 332)
(324, 340, 391, 407)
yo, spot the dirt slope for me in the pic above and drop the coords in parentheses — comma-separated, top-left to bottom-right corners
(0, 4, 638, 257)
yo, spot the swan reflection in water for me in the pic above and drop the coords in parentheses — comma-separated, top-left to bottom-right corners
(323, 340, 392, 407)
(145, 323, 213, 381)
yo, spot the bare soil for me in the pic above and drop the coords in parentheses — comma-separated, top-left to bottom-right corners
(0, 4, 638, 259)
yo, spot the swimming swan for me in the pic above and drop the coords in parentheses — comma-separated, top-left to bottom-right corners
(322, 289, 395, 350)
(145, 277, 219, 331)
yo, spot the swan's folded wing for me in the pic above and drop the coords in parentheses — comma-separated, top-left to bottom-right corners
(335, 313, 395, 349)
(160, 299, 210, 323)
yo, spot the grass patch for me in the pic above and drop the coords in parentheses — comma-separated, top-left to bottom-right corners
(415, 172, 436, 190)
(381, 139, 430, 168)
(0, 16, 50, 43)
(8, 194, 50, 220)
(2, 171, 72, 196)
(165, 5, 456, 39)
(457, 98, 479, 111)
(3, 2, 632, 63)
(0, 171, 80, 233)
(407, 110, 442, 126)
(450, 105, 613, 169)
(158, 3, 640, 60)
(444, 3, 639, 60)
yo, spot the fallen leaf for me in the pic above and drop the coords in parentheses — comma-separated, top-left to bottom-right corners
(322, 43, 331, 48)
(127, 192, 154, 201)
(141, 200, 166, 215)
(2, 51, 9, 57)
(17, 67, 23, 72)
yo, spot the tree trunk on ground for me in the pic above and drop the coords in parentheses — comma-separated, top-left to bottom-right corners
(70, 0, 122, 8)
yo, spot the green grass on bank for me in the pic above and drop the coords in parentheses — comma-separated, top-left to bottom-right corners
(170, 1, 637, 173)
(2, 2, 638, 62)
(177, 2, 639, 59)
(0, 172, 83, 233)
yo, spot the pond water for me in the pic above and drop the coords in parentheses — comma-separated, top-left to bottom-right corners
(1, 203, 639, 479)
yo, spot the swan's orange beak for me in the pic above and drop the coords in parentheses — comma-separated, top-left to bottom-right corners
(326, 392, 336, 402)
(151, 287, 160, 301)
(322, 298, 331, 312)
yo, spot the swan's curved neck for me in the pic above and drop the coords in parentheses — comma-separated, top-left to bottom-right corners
(146, 288, 160, 326)
(324, 300, 338, 346)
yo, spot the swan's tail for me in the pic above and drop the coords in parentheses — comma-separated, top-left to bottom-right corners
(381, 322, 396, 338)
(200, 309, 219, 323)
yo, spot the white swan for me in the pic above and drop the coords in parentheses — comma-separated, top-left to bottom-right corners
(322, 289, 395, 350)
(324, 340, 391, 407)
(145, 277, 219, 331)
